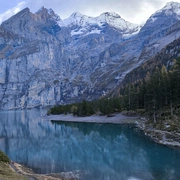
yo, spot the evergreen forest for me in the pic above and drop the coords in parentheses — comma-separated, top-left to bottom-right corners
(49, 58, 180, 123)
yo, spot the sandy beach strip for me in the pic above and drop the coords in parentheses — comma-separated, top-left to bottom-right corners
(43, 113, 142, 124)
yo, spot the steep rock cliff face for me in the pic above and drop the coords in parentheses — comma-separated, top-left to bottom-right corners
(0, 7, 140, 109)
(0, 3, 180, 109)
(0, 8, 68, 109)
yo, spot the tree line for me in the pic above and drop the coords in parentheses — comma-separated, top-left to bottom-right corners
(49, 58, 180, 122)
(119, 58, 180, 122)
(49, 98, 121, 117)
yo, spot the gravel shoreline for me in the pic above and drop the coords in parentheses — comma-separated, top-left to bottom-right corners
(44, 113, 180, 148)
(44, 113, 142, 124)
(139, 125, 180, 148)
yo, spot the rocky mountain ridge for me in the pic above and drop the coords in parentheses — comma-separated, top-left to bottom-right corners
(0, 2, 180, 109)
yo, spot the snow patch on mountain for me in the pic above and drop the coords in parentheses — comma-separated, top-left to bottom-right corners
(122, 27, 141, 38)
(71, 28, 101, 36)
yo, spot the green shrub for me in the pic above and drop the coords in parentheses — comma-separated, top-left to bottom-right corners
(0, 150, 10, 163)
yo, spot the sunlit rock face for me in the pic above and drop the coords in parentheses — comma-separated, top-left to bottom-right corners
(1, 2, 180, 109)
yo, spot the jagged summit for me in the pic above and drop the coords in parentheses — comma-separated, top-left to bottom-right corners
(163, 1, 180, 11)
(1, 7, 31, 24)
(35, 6, 46, 13)
(2, 6, 63, 26)
(140, 1, 180, 35)
(96, 11, 138, 31)
(70, 12, 84, 18)
(34, 6, 62, 22)
(160, 1, 180, 18)
(63, 12, 90, 27)
(1, 6, 64, 39)
(99, 12, 121, 19)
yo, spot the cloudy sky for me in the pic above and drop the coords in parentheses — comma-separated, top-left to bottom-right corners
(0, 0, 180, 24)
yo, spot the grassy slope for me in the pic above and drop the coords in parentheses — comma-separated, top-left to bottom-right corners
(0, 154, 74, 180)
(0, 162, 27, 180)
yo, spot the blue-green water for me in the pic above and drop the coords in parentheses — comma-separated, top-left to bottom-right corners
(0, 109, 180, 180)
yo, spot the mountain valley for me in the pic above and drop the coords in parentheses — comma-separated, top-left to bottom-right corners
(0, 2, 180, 109)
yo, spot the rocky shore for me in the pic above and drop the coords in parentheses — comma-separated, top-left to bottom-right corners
(45, 113, 180, 148)
(138, 121, 180, 148)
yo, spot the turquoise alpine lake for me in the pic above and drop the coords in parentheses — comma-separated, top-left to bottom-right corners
(0, 109, 180, 180)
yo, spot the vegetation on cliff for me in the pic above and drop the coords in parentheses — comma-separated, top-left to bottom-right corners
(0, 150, 27, 180)
(0, 150, 10, 163)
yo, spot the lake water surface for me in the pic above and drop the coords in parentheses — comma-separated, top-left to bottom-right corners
(0, 109, 180, 180)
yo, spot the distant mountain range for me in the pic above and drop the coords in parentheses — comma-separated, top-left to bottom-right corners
(0, 2, 180, 109)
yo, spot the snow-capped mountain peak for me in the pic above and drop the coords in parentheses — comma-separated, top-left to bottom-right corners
(153, 1, 180, 18)
(99, 12, 121, 19)
(146, 2, 180, 24)
(62, 11, 139, 36)
(63, 12, 91, 27)
(163, 1, 180, 11)
(70, 12, 84, 18)
(95, 11, 138, 31)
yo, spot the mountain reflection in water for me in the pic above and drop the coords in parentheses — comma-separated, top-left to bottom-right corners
(0, 109, 180, 180)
